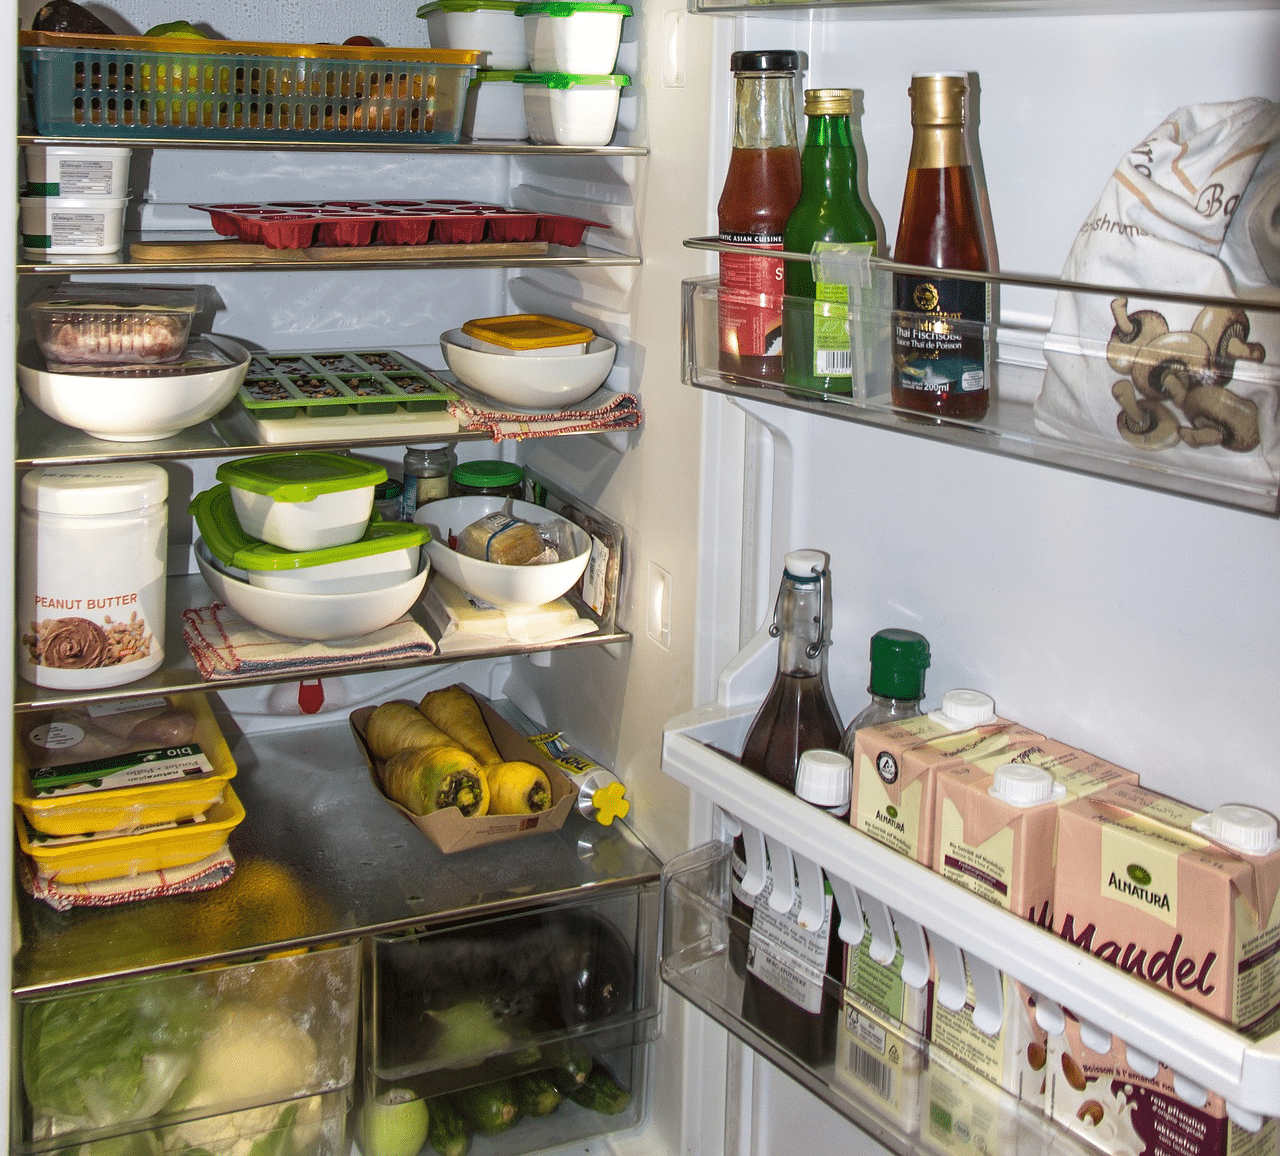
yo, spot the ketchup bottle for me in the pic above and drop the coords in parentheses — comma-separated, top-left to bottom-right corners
(717, 50, 803, 384)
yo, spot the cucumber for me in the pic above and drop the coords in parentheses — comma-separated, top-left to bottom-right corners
(516, 1072, 563, 1118)
(568, 1064, 632, 1116)
(452, 1080, 522, 1135)
(548, 1050, 593, 1093)
(426, 1097, 470, 1156)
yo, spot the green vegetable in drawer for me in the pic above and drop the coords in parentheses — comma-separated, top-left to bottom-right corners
(515, 1072, 562, 1117)
(426, 1097, 470, 1156)
(567, 1063, 632, 1115)
(452, 1080, 521, 1135)
(547, 1049, 592, 1094)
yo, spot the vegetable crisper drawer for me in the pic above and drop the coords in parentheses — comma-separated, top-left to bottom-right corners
(12, 941, 361, 1156)
(364, 886, 660, 1100)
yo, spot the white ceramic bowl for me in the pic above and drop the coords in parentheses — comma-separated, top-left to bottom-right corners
(250, 543, 421, 595)
(17, 337, 249, 442)
(440, 328, 615, 409)
(196, 539, 430, 641)
(415, 496, 590, 609)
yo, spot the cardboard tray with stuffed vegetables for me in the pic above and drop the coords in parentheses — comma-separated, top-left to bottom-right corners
(349, 684, 575, 853)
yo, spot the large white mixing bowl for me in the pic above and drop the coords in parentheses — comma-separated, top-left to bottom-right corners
(440, 328, 615, 410)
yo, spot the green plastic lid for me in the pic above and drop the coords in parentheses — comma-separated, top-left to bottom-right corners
(216, 452, 386, 503)
(515, 2, 632, 14)
(451, 460, 525, 489)
(191, 485, 427, 572)
(472, 69, 522, 84)
(513, 71, 630, 88)
(418, 0, 522, 16)
(867, 628, 931, 701)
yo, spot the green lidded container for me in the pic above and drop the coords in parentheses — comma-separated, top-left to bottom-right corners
(449, 460, 526, 499)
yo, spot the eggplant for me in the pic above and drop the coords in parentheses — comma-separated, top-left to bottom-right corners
(541, 910, 635, 1027)
(30, 0, 116, 34)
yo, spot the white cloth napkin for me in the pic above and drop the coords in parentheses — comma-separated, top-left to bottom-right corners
(19, 845, 236, 910)
(182, 603, 436, 680)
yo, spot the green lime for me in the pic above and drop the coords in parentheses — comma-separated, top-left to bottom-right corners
(144, 19, 207, 37)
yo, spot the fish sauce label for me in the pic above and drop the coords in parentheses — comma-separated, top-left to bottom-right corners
(893, 274, 986, 398)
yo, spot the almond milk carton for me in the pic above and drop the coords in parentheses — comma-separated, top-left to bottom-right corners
(849, 689, 1043, 867)
(934, 739, 1140, 926)
(1046, 1011, 1277, 1156)
(1053, 783, 1280, 1035)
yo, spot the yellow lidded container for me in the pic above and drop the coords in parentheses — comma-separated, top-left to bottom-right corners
(17, 786, 246, 884)
(461, 313, 594, 356)
(13, 692, 238, 836)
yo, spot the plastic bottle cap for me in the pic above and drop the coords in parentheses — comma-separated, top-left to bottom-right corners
(989, 763, 1064, 808)
(927, 688, 996, 731)
(450, 460, 524, 488)
(783, 549, 827, 585)
(867, 628, 930, 701)
(795, 748, 851, 810)
(1191, 805, 1279, 856)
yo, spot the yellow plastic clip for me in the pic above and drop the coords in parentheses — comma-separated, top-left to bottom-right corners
(590, 780, 630, 826)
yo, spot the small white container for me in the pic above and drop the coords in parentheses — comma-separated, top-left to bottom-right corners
(418, 0, 528, 69)
(20, 195, 128, 256)
(516, 71, 628, 147)
(18, 464, 168, 690)
(215, 453, 387, 552)
(516, 1, 630, 74)
(463, 70, 530, 140)
(250, 546, 421, 594)
(23, 145, 131, 198)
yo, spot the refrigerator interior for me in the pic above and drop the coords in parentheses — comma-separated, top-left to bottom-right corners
(6, 0, 1280, 1153)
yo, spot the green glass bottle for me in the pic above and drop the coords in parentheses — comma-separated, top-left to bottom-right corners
(782, 88, 878, 397)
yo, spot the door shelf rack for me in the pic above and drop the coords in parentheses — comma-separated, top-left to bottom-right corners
(660, 698, 1280, 1129)
(681, 250, 1280, 514)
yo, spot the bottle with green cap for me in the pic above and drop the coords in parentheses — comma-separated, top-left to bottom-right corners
(837, 627, 931, 759)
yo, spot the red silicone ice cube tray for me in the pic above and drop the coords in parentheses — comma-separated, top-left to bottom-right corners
(190, 200, 605, 250)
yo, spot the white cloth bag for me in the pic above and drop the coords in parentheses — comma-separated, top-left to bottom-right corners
(1034, 99, 1280, 492)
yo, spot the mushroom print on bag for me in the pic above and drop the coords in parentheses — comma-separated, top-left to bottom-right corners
(1108, 299, 1266, 453)
(1035, 99, 1280, 492)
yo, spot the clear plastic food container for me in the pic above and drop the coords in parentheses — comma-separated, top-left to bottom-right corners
(515, 71, 628, 146)
(191, 484, 428, 595)
(515, 1, 630, 74)
(28, 284, 198, 365)
(215, 452, 387, 551)
(461, 313, 594, 355)
(417, 0, 528, 69)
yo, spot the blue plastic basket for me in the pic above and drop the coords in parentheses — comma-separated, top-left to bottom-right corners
(21, 45, 478, 142)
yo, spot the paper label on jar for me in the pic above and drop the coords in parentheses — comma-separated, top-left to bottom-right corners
(746, 871, 833, 1015)
(49, 210, 109, 248)
(59, 158, 117, 196)
(893, 273, 987, 397)
(580, 534, 610, 616)
(719, 234, 785, 363)
(23, 600, 156, 674)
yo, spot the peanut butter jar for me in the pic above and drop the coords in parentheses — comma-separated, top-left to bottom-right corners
(18, 463, 168, 689)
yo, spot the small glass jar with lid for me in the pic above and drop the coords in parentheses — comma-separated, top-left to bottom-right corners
(449, 460, 526, 499)
(401, 444, 457, 520)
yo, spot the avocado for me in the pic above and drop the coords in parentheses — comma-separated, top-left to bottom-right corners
(30, 0, 116, 34)
(144, 19, 209, 37)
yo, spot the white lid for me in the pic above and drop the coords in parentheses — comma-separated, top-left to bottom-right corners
(783, 549, 826, 581)
(989, 763, 1066, 808)
(795, 748, 851, 809)
(21, 463, 168, 516)
(1191, 805, 1280, 856)
(927, 688, 996, 731)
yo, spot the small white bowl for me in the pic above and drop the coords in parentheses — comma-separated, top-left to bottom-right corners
(17, 337, 249, 442)
(250, 543, 421, 595)
(440, 328, 615, 409)
(24, 145, 131, 199)
(196, 540, 430, 641)
(415, 496, 590, 609)
(518, 73, 627, 146)
(20, 194, 128, 256)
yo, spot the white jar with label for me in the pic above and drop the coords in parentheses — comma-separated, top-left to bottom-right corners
(18, 463, 168, 689)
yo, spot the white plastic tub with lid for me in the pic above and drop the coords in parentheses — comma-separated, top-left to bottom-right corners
(23, 145, 131, 198)
(215, 452, 386, 552)
(515, 71, 629, 147)
(463, 70, 530, 139)
(20, 195, 128, 256)
(417, 0, 528, 70)
(515, 1, 630, 74)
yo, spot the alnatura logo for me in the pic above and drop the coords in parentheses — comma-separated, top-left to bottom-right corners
(1127, 864, 1152, 887)
(887, 805, 899, 820)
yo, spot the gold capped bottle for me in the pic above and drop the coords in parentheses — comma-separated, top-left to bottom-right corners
(891, 71, 991, 421)
(783, 88, 878, 397)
